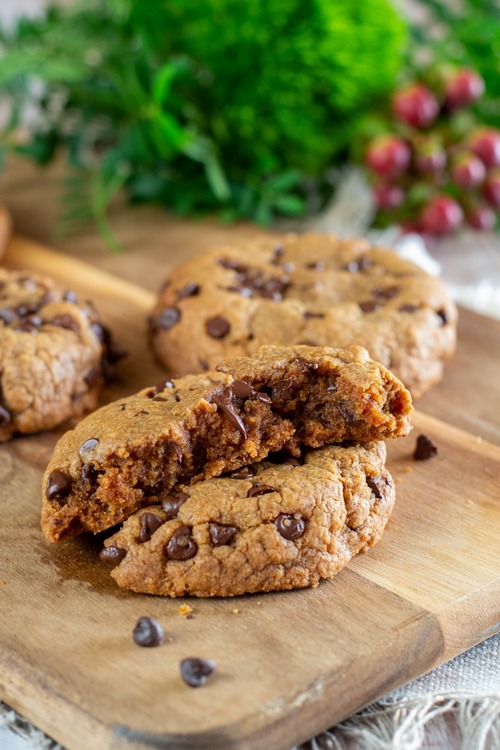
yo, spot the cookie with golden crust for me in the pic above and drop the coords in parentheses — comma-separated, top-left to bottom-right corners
(101, 442, 394, 597)
(0, 268, 122, 442)
(149, 233, 457, 398)
(41, 344, 411, 542)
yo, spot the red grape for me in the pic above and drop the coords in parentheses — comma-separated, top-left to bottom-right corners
(467, 204, 496, 231)
(392, 84, 439, 128)
(468, 129, 500, 168)
(373, 183, 405, 209)
(365, 136, 410, 178)
(414, 139, 446, 174)
(451, 153, 486, 188)
(420, 195, 464, 235)
(482, 168, 500, 208)
(444, 68, 485, 109)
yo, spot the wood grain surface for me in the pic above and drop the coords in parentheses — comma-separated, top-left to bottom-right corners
(0, 235, 499, 750)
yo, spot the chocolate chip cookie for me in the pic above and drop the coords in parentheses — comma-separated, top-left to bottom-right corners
(100, 441, 395, 596)
(149, 233, 457, 398)
(0, 268, 123, 441)
(41, 344, 412, 542)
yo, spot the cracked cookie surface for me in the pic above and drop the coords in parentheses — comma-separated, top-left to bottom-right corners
(41, 344, 411, 542)
(101, 442, 395, 597)
(0, 268, 122, 441)
(149, 233, 457, 398)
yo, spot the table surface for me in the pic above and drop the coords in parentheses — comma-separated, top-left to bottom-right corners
(1, 157, 499, 750)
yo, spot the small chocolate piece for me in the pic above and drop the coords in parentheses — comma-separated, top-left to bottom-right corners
(81, 462, 100, 486)
(0, 308, 15, 325)
(212, 390, 247, 439)
(228, 465, 256, 479)
(413, 434, 438, 460)
(436, 309, 449, 325)
(399, 304, 420, 313)
(51, 313, 79, 332)
(154, 307, 181, 331)
(62, 290, 78, 303)
(132, 616, 164, 647)
(206, 316, 231, 339)
(270, 377, 294, 404)
(45, 470, 72, 503)
(166, 526, 198, 560)
(275, 514, 305, 540)
(372, 286, 399, 299)
(162, 492, 189, 519)
(345, 257, 373, 272)
(231, 380, 254, 399)
(209, 522, 238, 546)
(79, 438, 99, 455)
(0, 404, 12, 427)
(177, 283, 200, 299)
(139, 512, 164, 543)
(247, 483, 275, 497)
(359, 300, 382, 313)
(306, 261, 326, 271)
(147, 379, 175, 398)
(16, 316, 42, 333)
(99, 545, 126, 564)
(366, 476, 384, 498)
(304, 311, 325, 320)
(294, 356, 319, 372)
(180, 657, 216, 687)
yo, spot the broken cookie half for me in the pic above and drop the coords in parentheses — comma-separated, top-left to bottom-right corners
(101, 442, 394, 597)
(41, 344, 412, 545)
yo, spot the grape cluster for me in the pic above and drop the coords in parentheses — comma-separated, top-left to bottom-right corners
(364, 68, 499, 236)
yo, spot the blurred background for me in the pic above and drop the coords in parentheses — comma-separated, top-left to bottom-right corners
(0, 0, 499, 289)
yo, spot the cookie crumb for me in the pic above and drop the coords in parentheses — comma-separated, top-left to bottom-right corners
(232, 608, 240, 615)
(178, 604, 193, 617)
(413, 434, 438, 460)
(404, 466, 413, 473)
(0, 580, 6, 587)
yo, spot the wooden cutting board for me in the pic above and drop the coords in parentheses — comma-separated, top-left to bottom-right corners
(1, 236, 499, 750)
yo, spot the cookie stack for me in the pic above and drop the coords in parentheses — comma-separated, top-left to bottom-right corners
(41, 344, 413, 597)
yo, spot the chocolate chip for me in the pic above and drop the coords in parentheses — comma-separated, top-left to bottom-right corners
(294, 356, 319, 372)
(16, 316, 42, 333)
(206, 316, 230, 338)
(219, 258, 244, 271)
(275, 514, 305, 540)
(119, 404, 126, 411)
(258, 277, 289, 301)
(62, 290, 78, 303)
(337, 401, 358, 424)
(153, 307, 181, 331)
(281, 456, 302, 466)
(177, 282, 200, 299)
(0, 404, 12, 427)
(271, 377, 294, 404)
(306, 261, 326, 271)
(84, 367, 102, 388)
(345, 257, 373, 272)
(256, 391, 271, 404)
(212, 390, 247, 439)
(359, 300, 381, 313)
(166, 526, 198, 560)
(81, 463, 100, 487)
(139, 512, 165, 542)
(198, 358, 209, 371)
(231, 380, 254, 399)
(147, 379, 175, 398)
(0, 308, 15, 325)
(180, 657, 216, 687)
(247, 483, 275, 497)
(132, 616, 164, 647)
(399, 304, 421, 313)
(99, 545, 126, 564)
(79, 438, 99, 455)
(413, 434, 438, 460)
(372, 286, 399, 299)
(51, 313, 79, 332)
(304, 311, 325, 320)
(209, 522, 237, 546)
(228, 465, 256, 479)
(162, 492, 189, 519)
(436, 308, 449, 325)
(16, 301, 40, 317)
(273, 244, 285, 257)
(46, 470, 72, 503)
(366, 476, 384, 498)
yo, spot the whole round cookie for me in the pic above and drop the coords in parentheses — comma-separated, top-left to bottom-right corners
(149, 233, 457, 398)
(100, 441, 395, 597)
(0, 268, 123, 441)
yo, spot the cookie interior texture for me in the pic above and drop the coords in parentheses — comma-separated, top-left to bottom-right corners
(149, 233, 457, 399)
(41, 345, 412, 542)
(0, 268, 123, 441)
(102, 442, 394, 597)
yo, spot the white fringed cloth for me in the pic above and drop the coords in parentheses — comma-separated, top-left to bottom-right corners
(1, 171, 499, 750)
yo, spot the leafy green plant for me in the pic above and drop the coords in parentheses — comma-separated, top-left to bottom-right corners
(0, 0, 405, 245)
